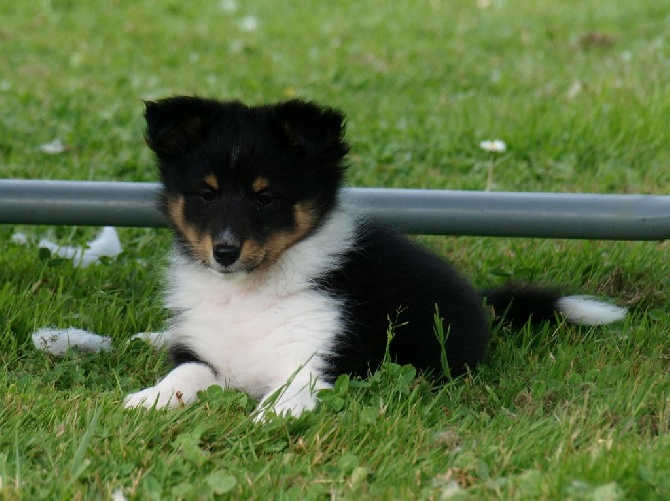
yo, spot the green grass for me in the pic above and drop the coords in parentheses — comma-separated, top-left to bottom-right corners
(2, 0, 670, 498)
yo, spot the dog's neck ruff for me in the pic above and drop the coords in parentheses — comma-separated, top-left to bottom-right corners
(165, 202, 357, 309)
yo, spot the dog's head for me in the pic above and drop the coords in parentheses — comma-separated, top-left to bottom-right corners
(144, 96, 349, 275)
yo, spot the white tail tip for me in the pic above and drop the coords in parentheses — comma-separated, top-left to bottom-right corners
(556, 296, 627, 325)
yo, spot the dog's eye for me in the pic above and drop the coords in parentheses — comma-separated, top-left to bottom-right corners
(256, 190, 276, 207)
(199, 189, 216, 203)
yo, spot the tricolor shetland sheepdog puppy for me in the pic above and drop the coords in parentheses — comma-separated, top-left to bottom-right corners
(124, 96, 626, 418)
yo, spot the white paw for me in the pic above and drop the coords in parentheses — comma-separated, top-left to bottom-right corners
(254, 387, 319, 422)
(123, 386, 179, 409)
(123, 363, 220, 410)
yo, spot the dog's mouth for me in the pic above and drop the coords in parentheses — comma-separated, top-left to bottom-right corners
(215, 268, 239, 275)
(203, 262, 251, 280)
(206, 260, 249, 276)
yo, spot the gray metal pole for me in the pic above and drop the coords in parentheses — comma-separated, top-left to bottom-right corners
(1, 179, 669, 240)
(0, 180, 164, 227)
(357, 188, 670, 240)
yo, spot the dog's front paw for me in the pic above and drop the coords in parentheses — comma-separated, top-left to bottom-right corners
(254, 389, 318, 422)
(123, 386, 180, 409)
(123, 363, 219, 411)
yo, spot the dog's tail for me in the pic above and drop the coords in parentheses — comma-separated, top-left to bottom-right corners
(482, 285, 627, 326)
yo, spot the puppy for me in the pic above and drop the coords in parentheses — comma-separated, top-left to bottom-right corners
(124, 97, 626, 418)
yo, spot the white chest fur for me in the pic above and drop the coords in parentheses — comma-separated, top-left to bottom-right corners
(166, 261, 343, 399)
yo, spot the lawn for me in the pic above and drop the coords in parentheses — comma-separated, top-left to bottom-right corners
(1, 0, 670, 499)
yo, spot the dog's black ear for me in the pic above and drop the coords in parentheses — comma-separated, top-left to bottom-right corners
(273, 100, 348, 157)
(144, 96, 219, 157)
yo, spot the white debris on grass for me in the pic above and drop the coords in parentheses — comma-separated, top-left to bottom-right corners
(32, 328, 169, 356)
(111, 489, 128, 501)
(39, 139, 67, 155)
(219, 0, 237, 13)
(440, 481, 462, 499)
(11, 232, 28, 245)
(566, 80, 583, 100)
(38, 226, 122, 267)
(479, 139, 507, 153)
(238, 15, 258, 32)
(32, 327, 113, 356)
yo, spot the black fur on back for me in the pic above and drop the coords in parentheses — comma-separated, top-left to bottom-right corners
(317, 227, 567, 381)
(317, 224, 491, 381)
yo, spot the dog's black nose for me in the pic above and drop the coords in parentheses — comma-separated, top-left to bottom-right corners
(213, 244, 241, 266)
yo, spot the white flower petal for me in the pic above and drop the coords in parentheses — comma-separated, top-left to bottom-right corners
(111, 490, 128, 501)
(238, 15, 258, 32)
(39, 227, 122, 267)
(39, 139, 66, 155)
(11, 232, 28, 245)
(479, 139, 507, 153)
(220, 0, 237, 13)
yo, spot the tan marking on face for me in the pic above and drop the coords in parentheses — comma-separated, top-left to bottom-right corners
(252, 177, 269, 193)
(166, 194, 214, 264)
(292, 202, 316, 238)
(239, 202, 317, 272)
(239, 239, 268, 272)
(204, 173, 219, 191)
